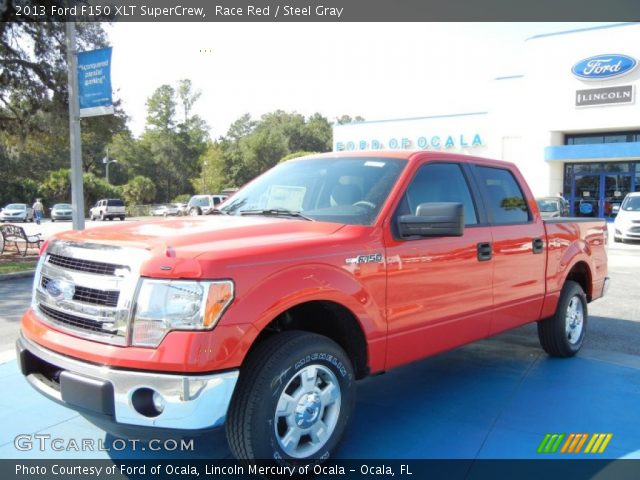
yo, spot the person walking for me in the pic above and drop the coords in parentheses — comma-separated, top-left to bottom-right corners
(32, 198, 44, 225)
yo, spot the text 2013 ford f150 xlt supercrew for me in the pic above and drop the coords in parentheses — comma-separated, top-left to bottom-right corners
(17, 151, 608, 462)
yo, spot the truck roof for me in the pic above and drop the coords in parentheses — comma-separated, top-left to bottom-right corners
(301, 150, 517, 170)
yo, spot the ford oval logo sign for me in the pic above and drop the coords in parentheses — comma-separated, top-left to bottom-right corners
(45, 279, 75, 302)
(572, 54, 637, 80)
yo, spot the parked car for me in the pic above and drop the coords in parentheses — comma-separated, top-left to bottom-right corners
(175, 203, 188, 216)
(613, 191, 640, 242)
(536, 196, 570, 219)
(89, 198, 126, 221)
(0, 203, 34, 223)
(187, 194, 228, 216)
(150, 204, 180, 217)
(18, 151, 609, 465)
(50, 203, 73, 222)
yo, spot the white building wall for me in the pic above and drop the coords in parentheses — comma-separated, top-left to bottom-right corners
(332, 23, 640, 198)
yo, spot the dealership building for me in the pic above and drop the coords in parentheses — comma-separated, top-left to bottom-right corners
(333, 23, 640, 219)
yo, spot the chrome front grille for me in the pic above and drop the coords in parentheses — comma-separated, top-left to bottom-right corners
(41, 276, 119, 307)
(32, 241, 146, 346)
(47, 253, 129, 276)
(39, 304, 119, 335)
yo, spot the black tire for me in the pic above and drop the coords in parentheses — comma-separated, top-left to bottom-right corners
(51, 219, 55, 223)
(226, 331, 356, 463)
(537, 280, 587, 357)
(120, 216, 125, 221)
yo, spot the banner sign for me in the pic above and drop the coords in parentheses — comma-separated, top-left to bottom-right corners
(77, 47, 114, 117)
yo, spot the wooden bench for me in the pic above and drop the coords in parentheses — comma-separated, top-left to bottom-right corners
(0, 224, 43, 257)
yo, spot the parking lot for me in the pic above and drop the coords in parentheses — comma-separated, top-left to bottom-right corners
(0, 229, 638, 465)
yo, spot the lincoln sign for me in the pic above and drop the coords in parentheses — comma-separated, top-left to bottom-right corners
(575, 85, 634, 107)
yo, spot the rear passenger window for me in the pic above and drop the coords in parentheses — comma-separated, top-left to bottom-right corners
(476, 166, 530, 224)
(401, 163, 478, 226)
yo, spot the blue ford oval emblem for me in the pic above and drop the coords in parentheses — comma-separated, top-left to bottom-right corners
(46, 279, 75, 302)
(572, 54, 637, 80)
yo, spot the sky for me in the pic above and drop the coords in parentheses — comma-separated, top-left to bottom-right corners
(105, 22, 618, 139)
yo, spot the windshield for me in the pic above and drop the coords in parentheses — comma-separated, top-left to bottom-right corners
(190, 196, 211, 207)
(5, 204, 26, 210)
(221, 156, 407, 225)
(621, 196, 640, 211)
(537, 199, 559, 212)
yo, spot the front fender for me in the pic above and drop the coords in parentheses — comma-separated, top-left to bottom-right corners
(219, 262, 387, 371)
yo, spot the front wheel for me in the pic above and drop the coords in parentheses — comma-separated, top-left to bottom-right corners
(226, 331, 355, 463)
(537, 280, 587, 357)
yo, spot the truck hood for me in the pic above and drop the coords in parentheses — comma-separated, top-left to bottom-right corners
(53, 215, 346, 260)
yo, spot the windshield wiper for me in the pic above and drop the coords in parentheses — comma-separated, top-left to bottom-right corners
(239, 209, 314, 221)
(206, 209, 227, 215)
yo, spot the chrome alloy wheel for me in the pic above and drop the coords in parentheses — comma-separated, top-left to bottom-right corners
(274, 364, 341, 458)
(565, 296, 584, 345)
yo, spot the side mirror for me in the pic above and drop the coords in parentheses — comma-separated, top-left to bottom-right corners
(398, 202, 464, 238)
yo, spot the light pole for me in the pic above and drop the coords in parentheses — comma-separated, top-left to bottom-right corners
(103, 153, 117, 184)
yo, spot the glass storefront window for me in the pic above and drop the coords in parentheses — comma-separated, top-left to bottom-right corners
(604, 163, 630, 173)
(566, 131, 640, 145)
(573, 164, 601, 174)
(568, 136, 603, 145)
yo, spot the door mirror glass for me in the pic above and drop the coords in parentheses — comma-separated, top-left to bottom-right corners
(398, 202, 464, 238)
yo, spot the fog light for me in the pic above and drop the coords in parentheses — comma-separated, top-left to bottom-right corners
(152, 391, 166, 413)
(131, 388, 164, 417)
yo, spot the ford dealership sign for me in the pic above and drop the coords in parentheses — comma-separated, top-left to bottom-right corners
(572, 54, 637, 80)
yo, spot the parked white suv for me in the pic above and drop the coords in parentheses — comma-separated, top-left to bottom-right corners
(90, 199, 126, 221)
(187, 194, 227, 216)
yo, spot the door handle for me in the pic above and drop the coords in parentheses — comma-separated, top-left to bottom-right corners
(477, 242, 492, 262)
(532, 238, 544, 254)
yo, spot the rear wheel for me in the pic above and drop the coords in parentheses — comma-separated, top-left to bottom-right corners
(226, 331, 355, 463)
(537, 280, 587, 357)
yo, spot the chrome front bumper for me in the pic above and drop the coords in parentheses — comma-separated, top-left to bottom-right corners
(17, 334, 238, 431)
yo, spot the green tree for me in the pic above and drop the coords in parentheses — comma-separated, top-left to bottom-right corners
(145, 84, 176, 131)
(122, 176, 156, 206)
(335, 115, 365, 125)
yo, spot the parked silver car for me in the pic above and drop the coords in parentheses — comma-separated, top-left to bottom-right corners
(0, 203, 34, 223)
(150, 204, 180, 217)
(50, 203, 73, 222)
(536, 196, 570, 219)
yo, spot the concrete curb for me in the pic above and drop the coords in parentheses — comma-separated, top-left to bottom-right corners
(0, 270, 35, 281)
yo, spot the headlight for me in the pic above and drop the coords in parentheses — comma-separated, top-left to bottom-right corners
(132, 279, 234, 347)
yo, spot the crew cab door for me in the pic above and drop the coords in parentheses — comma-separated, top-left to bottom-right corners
(470, 165, 546, 334)
(383, 161, 493, 370)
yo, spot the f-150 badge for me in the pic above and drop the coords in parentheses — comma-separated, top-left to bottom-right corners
(345, 253, 383, 264)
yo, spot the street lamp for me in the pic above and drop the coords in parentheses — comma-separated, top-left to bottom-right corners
(103, 156, 117, 183)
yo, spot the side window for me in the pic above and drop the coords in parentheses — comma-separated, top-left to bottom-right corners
(213, 197, 221, 206)
(476, 166, 530, 224)
(400, 163, 478, 226)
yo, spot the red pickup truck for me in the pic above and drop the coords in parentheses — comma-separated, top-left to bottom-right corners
(17, 151, 608, 462)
